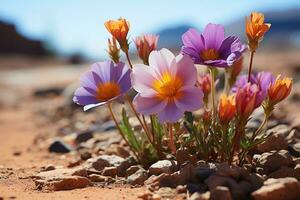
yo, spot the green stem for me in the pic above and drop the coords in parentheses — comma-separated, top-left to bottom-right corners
(107, 103, 140, 161)
(168, 123, 176, 154)
(209, 67, 217, 123)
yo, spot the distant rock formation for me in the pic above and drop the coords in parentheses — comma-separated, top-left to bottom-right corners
(0, 21, 49, 55)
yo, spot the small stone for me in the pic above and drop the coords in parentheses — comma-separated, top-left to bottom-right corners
(88, 174, 110, 182)
(126, 165, 142, 176)
(41, 164, 56, 172)
(80, 150, 92, 160)
(247, 173, 264, 191)
(254, 150, 294, 174)
(149, 160, 178, 175)
(194, 168, 215, 182)
(75, 130, 93, 144)
(188, 192, 210, 200)
(268, 166, 300, 181)
(288, 143, 300, 157)
(267, 124, 291, 138)
(48, 139, 72, 153)
(34, 167, 90, 191)
(210, 186, 232, 200)
(257, 134, 288, 153)
(127, 168, 148, 185)
(205, 175, 238, 191)
(215, 163, 245, 179)
(102, 166, 117, 177)
(13, 150, 22, 156)
(176, 185, 186, 193)
(252, 177, 300, 200)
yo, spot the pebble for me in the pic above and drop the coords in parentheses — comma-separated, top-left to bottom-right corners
(149, 160, 178, 175)
(48, 139, 72, 153)
(268, 166, 300, 181)
(252, 177, 300, 200)
(210, 186, 232, 200)
(102, 166, 117, 177)
(127, 168, 148, 185)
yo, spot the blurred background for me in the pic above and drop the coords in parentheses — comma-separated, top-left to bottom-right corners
(0, 0, 300, 105)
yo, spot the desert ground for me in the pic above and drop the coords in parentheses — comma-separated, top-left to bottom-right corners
(0, 50, 300, 200)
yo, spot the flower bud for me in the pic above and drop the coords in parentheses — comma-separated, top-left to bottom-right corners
(107, 37, 120, 63)
(134, 34, 159, 65)
(268, 75, 292, 105)
(235, 84, 258, 119)
(105, 18, 130, 52)
(245, 12, 271, 52)
(218, 94, 236, 123)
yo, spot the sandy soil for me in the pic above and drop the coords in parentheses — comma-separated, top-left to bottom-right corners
(0, 64, 147, 200)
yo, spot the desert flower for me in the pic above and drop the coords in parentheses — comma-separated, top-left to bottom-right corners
(73, 60, 131, 111)
(105, 18, 130, 52)
(246, 12, 271, 52)
(181, 23, 245, 68)
(131, 48, 203, 123)
(268, 75, 292, 105)
(218, 94, 236, 124)
(134, 34, 159, 65)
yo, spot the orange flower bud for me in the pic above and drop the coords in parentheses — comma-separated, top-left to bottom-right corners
(268, 75, 292, 104)
(134, 34, 159, 65)
(245, 12, 271, 52)
(218, 94, 236, 123)
(105, 18, 130, 51)
(107, 37, 120, 63)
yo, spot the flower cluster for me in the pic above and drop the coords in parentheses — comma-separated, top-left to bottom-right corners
(73, 12, 292, 166)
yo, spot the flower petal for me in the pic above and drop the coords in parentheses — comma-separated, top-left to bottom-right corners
(73, 87, 99, 105)
(131, 64, 157, 95)
(182, 28, 205, 51)
(176, 54, 197, 86)
(202, 23, 225, 50)
(133, 94, 167, 115)
(148, 48, 176, 76)
(175, 87, 203, 111)
(157, 102, 183, 123)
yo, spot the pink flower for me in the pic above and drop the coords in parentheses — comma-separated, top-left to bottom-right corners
(131, 48, 203, 123)
(235, 83, 258, 119)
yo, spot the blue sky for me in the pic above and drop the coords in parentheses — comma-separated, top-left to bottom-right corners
(1, 0, 300, 59)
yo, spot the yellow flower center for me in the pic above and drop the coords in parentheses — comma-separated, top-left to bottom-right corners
(153, 73, 183, 101)
(200, 49, 220, 61)
(96, 82, 121, 101)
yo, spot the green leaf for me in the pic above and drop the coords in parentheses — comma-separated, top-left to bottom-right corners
(119, 108, 141, 151)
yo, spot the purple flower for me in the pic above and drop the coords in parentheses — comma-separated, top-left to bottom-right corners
(73, 60, 131, 111)
(232, 72, 275, 107)
(181, 23, 245, 68)
(131, 48, 203, 123)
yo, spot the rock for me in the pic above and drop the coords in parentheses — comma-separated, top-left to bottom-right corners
(247, 173, 264, 190)
(215, 163, 246, 179)
(80, 150, 92, 160)
(48, 139, 72, 153)
(195, 168, 215, 182)
(176, 185, 186, 193)
(127, 168, 148, 185)
(211, 186, 232, 200)
(252, 177, 300, 200)
(75, 130, 93, 144)
(145, 164, 194, 189)
(288, 143, 300, 157)
(155, 187, 177, 199)
(13, 150, 22, 156)
(254, 150, 294, 174)
(257, 134, 288, 153)
(267, 124, 291, 138)
(176, 148, 196, 165)
(102, 166, 117, 177)
(40, 164, 56, 172)
(88, 174, 110, 182)
(268, 166, 300, 181)
(126, 165, 142, 176)
(188, 192, 210, 200)
(149, 160, 178, 175)
(33, 167, 90, 191)
(205, 175, 237, 191)
(86, 155, 134, 177)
